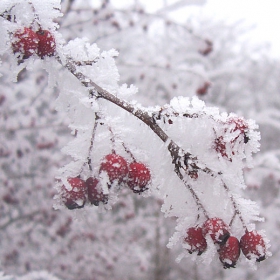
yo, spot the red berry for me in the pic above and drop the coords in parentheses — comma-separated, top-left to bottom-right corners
(36, 29, 56, 58)
(214, 136, 228, 158)
(127, 162, 151, 193)
(227, 117, 249, 143)
(196, 81, 211, 96)
(86, 177, 108, 206)
(0, 95, 5, 106)
(61, 177, 87, 210)
(214, 117, 249, 158)
(184, 226, 207, 255)
(218, 236, 240, 269)
(240, 230, 266, 262)
(202, 218, 230, 245)
(227, 117, 248, 134)
(199, 39, 213, 56)
(12, 27, 38, 59)
(99, 153, 128, 184)
(188, 170, 198, 179)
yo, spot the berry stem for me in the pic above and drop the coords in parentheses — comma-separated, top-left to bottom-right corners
(175, 168, 209, 219)
(222, 182, 247, 230)
(88, 114, 100, 171)
(121, 142, 136, 162)
(103, 120, 136, 161)
(79, 113, 99, 173)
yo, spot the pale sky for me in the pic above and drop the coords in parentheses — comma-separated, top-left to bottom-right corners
(151, 0, 280, 58)
(111, 0, 280, 58)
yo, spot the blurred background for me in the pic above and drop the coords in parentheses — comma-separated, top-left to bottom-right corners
(1, 0, 280, 279)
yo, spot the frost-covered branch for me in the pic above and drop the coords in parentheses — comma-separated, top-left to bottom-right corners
(62, 58, 214, 177)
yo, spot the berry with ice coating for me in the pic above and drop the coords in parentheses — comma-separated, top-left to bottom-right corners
(86, 177, 108, 206)
(214, 116, 250, 158)
(36, 29, 56, 58)
(196, 81, 211, 96)
(240, 230, 266, 262)
(218, 236, 240, 269)
(184, 226, 207, 255)
(99, 153, 128, 184)
(214, 136, 228, 158)
(61, 177, 87, 210)
(12, 27, 39, 59)
(127, 162, 151, 193)
(227, 117, 249, 143)
(202, 217, 230, 245)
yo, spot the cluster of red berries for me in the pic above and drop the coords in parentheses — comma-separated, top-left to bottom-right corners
(184, 217, 266, 268)
(11, 27, 56, 59)
(214, 117, 249, 159)
(61, 153, 151, 209)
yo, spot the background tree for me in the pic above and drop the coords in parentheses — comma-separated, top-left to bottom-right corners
(0, 0, 278, 279)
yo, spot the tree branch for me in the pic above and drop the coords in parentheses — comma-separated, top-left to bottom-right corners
(61, 57, 215, 176)
(0, 210, 40, 230)
(59, 56, 215, 217)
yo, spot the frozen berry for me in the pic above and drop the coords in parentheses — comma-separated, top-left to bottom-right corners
(240, 230, 266, 262)
(219, 236, 240, 269)
(184, 226, 207, 255)
(86, 177, 108, 206)
(202, 217, 230, 245)
(196, 81, 211, 96)
(36, 29, 56, 58)
(227, 117, 248, 134)
(214, 136, 228, 158)
(199, 39, 213, 56)
(12, 27, 38, 59)
(99, 153, 128, 184)
(61, 177, 87, 210)
(127, 162, 151, 193)
(227, 117, 249, 143)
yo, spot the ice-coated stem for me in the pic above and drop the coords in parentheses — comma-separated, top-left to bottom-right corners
(223, 183, 247, 230)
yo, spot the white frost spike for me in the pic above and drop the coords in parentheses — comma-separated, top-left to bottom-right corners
(170, 96, 190, 113)
(191, 96, 205, 109)
(118, 83, 138, 98)
(31, 0, 62, 29)
(64, 38, 100, 62)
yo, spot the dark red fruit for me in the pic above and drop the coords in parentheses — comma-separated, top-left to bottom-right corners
(127, 162, 151, 193)
(196, 81, 211, 96)
(36, 29, 56, 58)
(199, 39, 213, 56)
(99, 153, 128, 184)
(227, 117, 248, 134)
(214, 136, 228, 158)
(214, 117, 249, 158)
(227, 117, 249, 143)
(61, 177, 87, 210)
(240, 230, 266, 262)
(219, 236, 240, 269)
(202, 218, 230, 245)
(12, 27, 38, 58)
(86, 177, 108, 206)
(0, 95, 6, 106)
(184, 226, 207, 255)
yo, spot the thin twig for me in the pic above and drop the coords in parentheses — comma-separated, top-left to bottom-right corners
(223, 183, 247, 230)
(0, 210, 40, 230)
